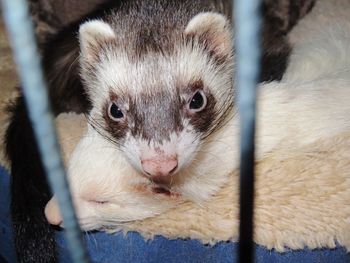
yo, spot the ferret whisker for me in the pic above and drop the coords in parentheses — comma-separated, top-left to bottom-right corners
(201, 105, 234, 140)
(192, 150, 226, 164)
(84, 230, 92, 244)
(90, 231, 98, 247)
(87, 117, 122, 148)
(67, 55, 79, 72)
(100, 218, 135, 225)
(197, 137, 236, 150)
(170, 174, 174, 187)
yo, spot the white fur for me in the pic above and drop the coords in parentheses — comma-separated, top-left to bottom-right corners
(285, 19, 350, 82)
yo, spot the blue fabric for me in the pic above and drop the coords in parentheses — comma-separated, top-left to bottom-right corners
(1, 165, 349, 263)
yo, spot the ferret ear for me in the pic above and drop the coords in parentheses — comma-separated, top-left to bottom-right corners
(185, 12, 232, 62)
(79, 20, 116, 62)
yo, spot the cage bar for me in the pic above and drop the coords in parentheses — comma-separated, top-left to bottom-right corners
(234, 0, 260, 262)
(0, 0, 89, 262)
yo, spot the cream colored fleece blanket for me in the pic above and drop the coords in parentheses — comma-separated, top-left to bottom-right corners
(1, 0, 350, 253)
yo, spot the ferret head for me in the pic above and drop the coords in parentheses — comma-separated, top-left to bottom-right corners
(79, 12, 234, 192)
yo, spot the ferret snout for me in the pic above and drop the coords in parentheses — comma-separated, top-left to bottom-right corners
(141, 156, 178, 183)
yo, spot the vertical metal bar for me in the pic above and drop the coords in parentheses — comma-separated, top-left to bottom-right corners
(1, 0, 89, 262)
(233, 0, 261, 262)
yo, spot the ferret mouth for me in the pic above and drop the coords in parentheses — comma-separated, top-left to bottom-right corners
(152, 186, 172, 195)
(138, 173, 180, 196)
(151, 185, 181, 198)
(149, 176, 179, 197)
(151, 175, 173, 186)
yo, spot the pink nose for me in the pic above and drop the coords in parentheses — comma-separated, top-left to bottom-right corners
(141, 157, 178, 178)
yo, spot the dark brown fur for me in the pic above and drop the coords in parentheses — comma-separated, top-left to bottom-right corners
(260, 0, 316, 81)
(130, 91, 184, 142)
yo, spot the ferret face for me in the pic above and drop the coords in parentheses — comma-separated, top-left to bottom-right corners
(79, 13, 234, 190)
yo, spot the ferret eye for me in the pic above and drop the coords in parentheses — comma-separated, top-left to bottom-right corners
(108, 102, 124, 120)
(189, 91, 207, 112)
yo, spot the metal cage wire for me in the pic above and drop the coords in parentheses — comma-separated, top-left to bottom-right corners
(1, 0, 260, 262)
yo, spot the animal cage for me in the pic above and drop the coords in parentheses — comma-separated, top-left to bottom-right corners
(0, 0, 307, 262)
(3, 0, 256, 261)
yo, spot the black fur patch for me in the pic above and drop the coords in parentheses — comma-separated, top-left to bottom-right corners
(5, 97, 57, 262)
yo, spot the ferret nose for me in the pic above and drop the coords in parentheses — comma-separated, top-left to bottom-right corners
(141, 157, 178, 178)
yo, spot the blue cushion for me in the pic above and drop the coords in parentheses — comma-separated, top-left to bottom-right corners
(1, 165, 349, 263)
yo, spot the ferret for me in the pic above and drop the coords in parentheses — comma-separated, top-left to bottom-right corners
(45, 0, 236, 231)
(45, 0, 350, 234)
(5, 0, 314, 262)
